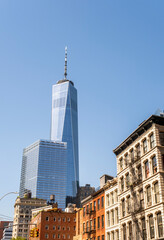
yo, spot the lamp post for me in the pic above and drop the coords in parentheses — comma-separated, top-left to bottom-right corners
(0, 192, 19, 201)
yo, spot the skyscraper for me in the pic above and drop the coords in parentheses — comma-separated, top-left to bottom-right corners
(19, 48, 79, 208)
(19, 140, 67, 208)
(51, 47, 79, 198)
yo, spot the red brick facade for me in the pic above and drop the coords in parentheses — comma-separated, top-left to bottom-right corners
(29, 209, 76, 240)
(81, 189, 105, 240)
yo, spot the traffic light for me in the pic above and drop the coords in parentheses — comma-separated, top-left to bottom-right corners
(35, 228, 39, 237)
(30, 229, 34, 237)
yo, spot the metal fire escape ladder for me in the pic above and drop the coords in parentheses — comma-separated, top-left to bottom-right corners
(128, 153, 143, 239)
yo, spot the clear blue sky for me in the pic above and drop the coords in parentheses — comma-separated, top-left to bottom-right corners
(0, 0, 164, 219)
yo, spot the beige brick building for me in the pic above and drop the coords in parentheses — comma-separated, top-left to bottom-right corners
(12, 195, 47, 239)
(112, 114, 164, 240)
(105, 178, 119, 240)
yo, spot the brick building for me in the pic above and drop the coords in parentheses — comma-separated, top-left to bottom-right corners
(81, 187, 105, 240)
(113, 114, 164, 239)
(29, 205, 76, 240)
(105, 178, 119, 240)
(12, 195, 47, 239)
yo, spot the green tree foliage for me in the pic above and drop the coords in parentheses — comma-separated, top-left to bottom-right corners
(11, 237, 26, 240)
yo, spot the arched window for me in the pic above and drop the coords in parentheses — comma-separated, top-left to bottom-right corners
(149, 215, 154, 239)
(157, 212, 163, 238)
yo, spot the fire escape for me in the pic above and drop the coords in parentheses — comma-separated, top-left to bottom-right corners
(85, 208, 96, 237)
(127, 149, 144, 239)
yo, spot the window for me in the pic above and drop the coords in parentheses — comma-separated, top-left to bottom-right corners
(162, 155, 164, 171)
(129, 222, 132, 240)
(127, 196, 130, 214)
(116, 231, 119, 240)
(125, 154, 128, 167)
(101, 196, 104, 208)
(115, 190, 118, 202)
(116, 208, 119, 223)
(152, 156, 157, 173)
(111, 232, 114, 240)
(120, 158, 123, 170)
(143, 139, 147, 153)
(83, 207, 85, 217)
(53, 234, 56, 239)
(121, 177, 124, 192)
(45, 225, 49, 230)
(111, 192, 114, 204)
(123, 224, 126, 240)
(53, 226, 56, 230)
(67, 235, 70, 239)
(94, 201, 96, 211)
(157, 212, 163, 238)
(126, 173, 130, 188)
(45, 234, 49, 239)
(150, 134, 155, 148)
(97, 217, 100, 229)
(67, 217, 70, 222)
(87, 205, 89, 214)
(142, 218, 147, 240)
(58, 234, 60, 239)
(86, 221, 89, 232)
(122, 199, 125, 217)
(154, 182, 159, 203)
(136, 221, 140, 239)
(145, 160, 149, 178)
(90, 203, 92, 211)
(102, 235, 104, 240)
(97, 199, 100, 210)
(147, 186, 152, 206)
(130, 149, 134, 162)
(136, 144, 140, 159)
(62, 234, 65, 239)
(149, 215, 154, 239)
(46, 217, 49, 221)
(97, 237, 100, 240)
(106, 211, 110, 227)
(93, 218, 96, 230)
(83, 223, 85, 234)
(111, 210, 114, 225)
(63, 217, 66, 222)
(90, 220, 92, 230)
(137, 164, 142, 180)
(58, 226, 61, 231)
(107, 233, 110, 240)
(54, 217, 56, 222)
(139, 189, 144, 209)
(106, 194, 110, 207)
(102, 215, 104, 228)
(159, 132, 164, 146)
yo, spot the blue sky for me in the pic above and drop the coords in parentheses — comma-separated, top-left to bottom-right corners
(0, 0, 164, 219)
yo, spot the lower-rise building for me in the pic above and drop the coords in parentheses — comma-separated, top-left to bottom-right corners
(29, 203, 77, 240)
(0, 221, 12, 240)
(12, 194, 47, 239)
(1, 222, 13, 240)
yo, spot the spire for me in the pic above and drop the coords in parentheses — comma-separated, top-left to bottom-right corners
(64, 46, 67, 80)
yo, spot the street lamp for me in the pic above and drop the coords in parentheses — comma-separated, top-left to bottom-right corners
(0, 192, 19, 201)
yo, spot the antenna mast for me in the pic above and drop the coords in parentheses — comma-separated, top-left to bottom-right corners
(64, 46, 67, 80)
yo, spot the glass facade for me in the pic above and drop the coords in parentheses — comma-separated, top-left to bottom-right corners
(51, 80, 79, 197)
(19, 140, 67, 209)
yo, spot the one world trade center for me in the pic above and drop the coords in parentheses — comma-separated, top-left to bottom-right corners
(51, 47, 79, 198)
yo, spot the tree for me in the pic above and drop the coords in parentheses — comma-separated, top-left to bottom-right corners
(11, 237, 26, 240)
